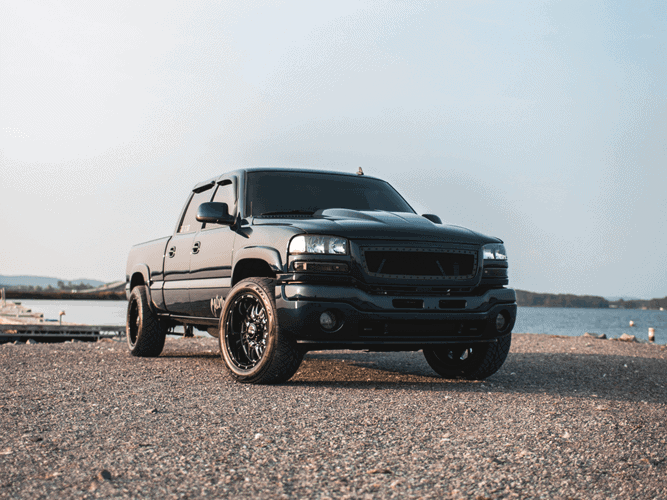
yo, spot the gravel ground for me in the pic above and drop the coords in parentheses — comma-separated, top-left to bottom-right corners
(1, 333, 666, 500)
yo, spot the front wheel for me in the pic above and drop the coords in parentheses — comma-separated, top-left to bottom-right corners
(218, 278, 303, 384)
(423, 334, 511, 380)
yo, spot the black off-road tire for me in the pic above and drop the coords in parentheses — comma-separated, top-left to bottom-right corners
(219, 278, 303, 384)
(126, 285, 167, 357)
(423, 334, 511, 380)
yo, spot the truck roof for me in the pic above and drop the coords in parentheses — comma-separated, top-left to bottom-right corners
(191, 167, 383, 192)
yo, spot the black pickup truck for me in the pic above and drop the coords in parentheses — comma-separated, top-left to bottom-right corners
(125, 168, 516, 384)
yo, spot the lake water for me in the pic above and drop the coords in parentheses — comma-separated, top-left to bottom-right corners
(10, 300, 667, 344)
(14, 299, 128, 326)
(513, 307, 667, 344)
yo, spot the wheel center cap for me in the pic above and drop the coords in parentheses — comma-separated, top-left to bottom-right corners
(247, 323, 257, 336)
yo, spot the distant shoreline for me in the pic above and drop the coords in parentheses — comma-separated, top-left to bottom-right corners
(516, 290, 667, 310)
(5, 290, 126, 301)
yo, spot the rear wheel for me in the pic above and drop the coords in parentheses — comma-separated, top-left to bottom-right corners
(423, 334, 511, 380)
(219, 278, 303, 384)
(126, 285, 166, 357)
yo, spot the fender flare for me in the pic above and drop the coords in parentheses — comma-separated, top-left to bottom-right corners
(232, 246, 284, 279)
(129, 264, 156, 311)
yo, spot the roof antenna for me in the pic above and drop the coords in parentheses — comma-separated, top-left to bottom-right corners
(357, 167, 364, 175)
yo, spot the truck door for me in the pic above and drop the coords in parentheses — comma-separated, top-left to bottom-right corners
(163, 186, 215, 316)
(189, 178, 237, 318)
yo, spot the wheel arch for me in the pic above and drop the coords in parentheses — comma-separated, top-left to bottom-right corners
(128, 264, 156, 311)
(231, 247, 283, 285)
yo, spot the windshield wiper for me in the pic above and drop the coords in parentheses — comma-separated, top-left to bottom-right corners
(259, 209, 316, 216)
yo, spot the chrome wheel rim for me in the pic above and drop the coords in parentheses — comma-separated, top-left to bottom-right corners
(224, 292, 268, 370)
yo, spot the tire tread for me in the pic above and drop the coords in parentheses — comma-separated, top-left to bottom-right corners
(127, 286, 166, 357)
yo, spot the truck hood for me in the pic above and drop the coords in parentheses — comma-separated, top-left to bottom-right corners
(252, 209, 500, 245)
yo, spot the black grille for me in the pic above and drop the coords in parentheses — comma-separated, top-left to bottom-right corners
(362, 248, 477, 280)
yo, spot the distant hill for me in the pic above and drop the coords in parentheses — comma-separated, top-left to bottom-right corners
(0, 275, 105, 288)
(516, 290, 609, 308)
(517, 289, 667, 310)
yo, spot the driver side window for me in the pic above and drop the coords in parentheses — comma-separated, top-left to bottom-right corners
(178, 189, 214, 234)
(204, 180, 236, 230)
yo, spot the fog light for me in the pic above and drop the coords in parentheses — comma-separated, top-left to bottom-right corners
(320, 311, 337, 330)
(495, 312, 507, 332)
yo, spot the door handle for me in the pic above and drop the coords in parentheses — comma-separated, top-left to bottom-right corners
(168, 246, 176, 258)
(192, 241, 201, 254)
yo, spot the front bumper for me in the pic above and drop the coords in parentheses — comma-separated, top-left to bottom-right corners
(276, 283, 517, 350)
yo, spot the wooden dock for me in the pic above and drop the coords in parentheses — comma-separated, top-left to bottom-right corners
(0, 301, 44, 322)
(0, 290, 125, 343)
(0, 324, 125, 343)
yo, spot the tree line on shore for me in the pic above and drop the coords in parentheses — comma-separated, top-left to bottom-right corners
(9, 281, 96, 292)
(516, 290, 667, 310)
(4, 287, 125, 301)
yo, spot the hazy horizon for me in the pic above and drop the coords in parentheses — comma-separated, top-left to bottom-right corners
(1, 1, 665, 299)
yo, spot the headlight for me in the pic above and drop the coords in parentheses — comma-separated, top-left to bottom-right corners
(289, 235, 349, 255)
(482, 243, 507, 260)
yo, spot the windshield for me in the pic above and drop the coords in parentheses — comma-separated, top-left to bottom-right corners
(246, 171, 415, 216)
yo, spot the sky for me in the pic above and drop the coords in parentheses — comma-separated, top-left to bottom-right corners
(1, 0, 665, 298)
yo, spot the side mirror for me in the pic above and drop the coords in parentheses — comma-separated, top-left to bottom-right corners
(196, 202, 235, 225)
(422, 214, 442, 224)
